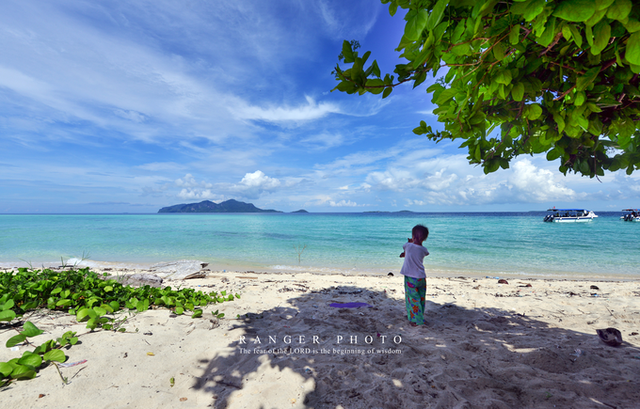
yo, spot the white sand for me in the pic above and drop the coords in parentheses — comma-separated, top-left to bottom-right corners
(1, 269, 639, 408)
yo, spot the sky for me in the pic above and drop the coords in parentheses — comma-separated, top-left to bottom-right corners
(1, 0, 639, 214)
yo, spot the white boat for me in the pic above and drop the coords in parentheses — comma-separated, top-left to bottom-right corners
(620, 209, 640, 222)
(543, 208, 598, 223)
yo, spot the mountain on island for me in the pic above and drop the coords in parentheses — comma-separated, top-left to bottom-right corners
(158, 199, 281, 213)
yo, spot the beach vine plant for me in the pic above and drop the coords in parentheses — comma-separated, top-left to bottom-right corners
(0, 268, 239, 329)
(0, 321, 76, 386)
(0, 267, 239, 385)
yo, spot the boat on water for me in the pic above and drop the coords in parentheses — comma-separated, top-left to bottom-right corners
(621, 209, 640, 222)
(543, 208, 598, 223)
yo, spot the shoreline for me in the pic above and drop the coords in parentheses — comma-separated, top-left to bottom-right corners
(1, 258, 638, 282)
(1, 268, 639, 408)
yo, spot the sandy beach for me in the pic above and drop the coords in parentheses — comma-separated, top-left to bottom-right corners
(1, 266, 639, 409)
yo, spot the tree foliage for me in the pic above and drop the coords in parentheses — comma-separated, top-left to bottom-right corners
(333, 0, 640, 177)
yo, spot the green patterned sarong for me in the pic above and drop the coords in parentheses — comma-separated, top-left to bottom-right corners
(404, 276, 426, 325)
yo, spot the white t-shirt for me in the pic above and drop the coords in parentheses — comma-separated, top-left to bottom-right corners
(400, 242, 430, 279)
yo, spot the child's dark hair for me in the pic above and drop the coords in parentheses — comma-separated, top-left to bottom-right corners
(412, 224, 429, 242)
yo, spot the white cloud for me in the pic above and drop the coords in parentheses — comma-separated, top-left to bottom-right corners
(238, 170, 281, 189)
(175, 174, 213, 192)
(329, 200, 358, 207)
(300, 131, 347, 150)
(507, 159, 576, 202)
(138, 162, 184, 171)
(316, 0, 380, 39)
(231, 170, 282, 199)
(177, 188, 222, 201)
(362, 154, 577, 206)
(232, 96, 341, 123)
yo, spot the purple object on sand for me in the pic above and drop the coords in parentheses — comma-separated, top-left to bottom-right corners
(329, 302, 372, 308)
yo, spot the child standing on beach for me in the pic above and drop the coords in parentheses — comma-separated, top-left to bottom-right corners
(399, 224, 430, 327)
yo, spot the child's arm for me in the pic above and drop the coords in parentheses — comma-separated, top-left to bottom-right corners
(400, 237, 412, 258)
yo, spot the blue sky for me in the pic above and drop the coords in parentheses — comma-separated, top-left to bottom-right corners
(1, 0, 639, 213)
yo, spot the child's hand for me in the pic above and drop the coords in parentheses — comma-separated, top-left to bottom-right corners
(399, 252, 405, 258)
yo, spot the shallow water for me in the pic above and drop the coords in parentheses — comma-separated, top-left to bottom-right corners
(0, 212, 638, 278)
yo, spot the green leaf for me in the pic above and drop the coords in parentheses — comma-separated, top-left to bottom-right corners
(511, 83, 525, 101)
(427, 0, 448, 31)
(547, 148, 562, 161)
(591, 21, 611, 55)
(495, 70, 512, 85)
(100, 303, 114, 313)
(56, 299, 72, 307)
(513, 0, 546, 21)
(10, 365, 36, 380)
(435, 88, 457, 104)
(86, 317, 98, 330)
(0, 362, 13, 378)
(528, 104, 543, 120)
(626, 32, 640, 65)
(623, 18, 640, 33)
(553, 0, 596, 22)
(382, 87, 392, 99)
(493, 42, 506, 60)
(576, 67, 600, 91)
(341, 40, 354, 63)
(371, 60, 381, 78)
(43, 350, 66, 363)
(93, 306, 107, 317)
(365, 78, 385, 94)
(509, 24, 520, 45)
(192, 309, 203, 319)
(404, 9, 429, 41)
(18, 352, 42, 368)
(22, 321, 44, 338)
(34, 340, 55, 355)
(569, 24, 583, 47)
(389, 1, 398, 16)
(0, 310, 16, 322)
(537, 18, 557, 47)
(0, 299, 14, 311)
(175, 306, 184, 315)
(606, 0, 632, 21)
(76, 308, 92, 322)
(596, 0, 616, 10)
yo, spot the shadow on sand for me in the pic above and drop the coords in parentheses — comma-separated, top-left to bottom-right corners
(192, 284, 640, 409)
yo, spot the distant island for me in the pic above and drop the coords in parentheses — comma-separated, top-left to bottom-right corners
(158, 199, 282, 213)
(291, 209, 309, 213)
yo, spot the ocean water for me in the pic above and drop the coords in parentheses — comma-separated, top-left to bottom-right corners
(0, 212, 638, 279)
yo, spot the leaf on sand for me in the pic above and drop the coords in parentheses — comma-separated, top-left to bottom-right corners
(44, 350, 66, 363)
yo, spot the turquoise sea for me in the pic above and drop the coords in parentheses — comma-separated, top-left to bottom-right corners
(0, 212, 638, 279)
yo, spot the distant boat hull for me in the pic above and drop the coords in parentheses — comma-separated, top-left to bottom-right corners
(620, 209, 640, 222)
(544, 209, 598, 223)
(549, 216, 596, 223)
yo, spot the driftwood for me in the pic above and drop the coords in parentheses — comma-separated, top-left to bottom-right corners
(183, 271, 207, 280)
(106, 273, 164, 288)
